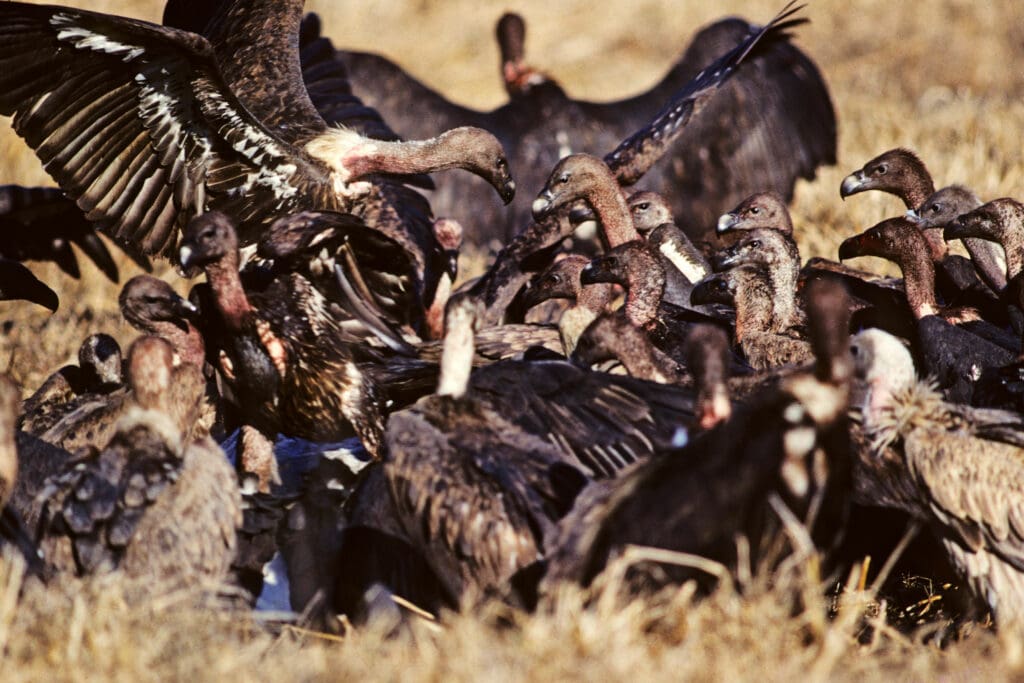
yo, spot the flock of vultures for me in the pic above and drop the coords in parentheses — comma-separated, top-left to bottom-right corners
(0, 0, 1022, 637)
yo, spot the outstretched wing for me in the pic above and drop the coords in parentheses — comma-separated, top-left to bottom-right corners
(604, 1, 810, 185)
(0, 4, 330, 257)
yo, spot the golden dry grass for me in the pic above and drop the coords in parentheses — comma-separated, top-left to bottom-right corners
(2, 0, 1024, 679)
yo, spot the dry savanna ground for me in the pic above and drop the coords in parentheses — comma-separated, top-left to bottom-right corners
(2, 0, 1024, 680)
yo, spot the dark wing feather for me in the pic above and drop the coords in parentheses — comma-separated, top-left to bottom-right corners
(386, 403, 586, 597)
(604, 2, 810, 184)
(0, 4, 330, 256)
(469, 361, 694, 478)
(0, 185, 133, 281)
(0, 259, 58, 311)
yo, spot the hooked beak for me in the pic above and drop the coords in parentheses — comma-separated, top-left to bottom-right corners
(178, 245, 195, 269)
(518, 280, 545, 311)
(499, 178, 516, 205)
(172, 293, 200, 320)
(839, 171, 866, 199)
(569, 203, 595, 226)
(904, 209, 921, 224)
(532, 189, 555, 219)
(689, 278, 727, 307)
(943, 218, 971, 243)
(445, 250, 459, 281)
(578, 261, 606, 286)
(716, 212, 738, 234)
(711, 250, 740, 272)
(837, 234, 868, 261)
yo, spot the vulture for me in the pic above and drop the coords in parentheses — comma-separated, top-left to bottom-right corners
(324, 7, 835, 245)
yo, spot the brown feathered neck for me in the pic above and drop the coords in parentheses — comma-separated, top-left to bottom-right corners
(729, 266, 776, 344)
(685, 325, 732, 430)
(576, 315, 680, 384)
(616, 245, 665, 328)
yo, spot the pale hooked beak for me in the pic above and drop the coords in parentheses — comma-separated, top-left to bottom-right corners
(179, 245, 194, 269)
(905, 209, 921, 224)
(531, 190, 554, 219)
(716, 212, 738, 234)
(839, 172, 866, 199)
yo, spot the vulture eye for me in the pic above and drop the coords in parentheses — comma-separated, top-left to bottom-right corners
(550, 274, 561, 284)
(635, 202, 650, 211)
(850, 344, 859, 356)
(749, 207, 760, 215)
(875, 164, 887, 175)
(557, 173, 570, 185)
(930, 203, 941, 214)
(749, 240, 762, 249)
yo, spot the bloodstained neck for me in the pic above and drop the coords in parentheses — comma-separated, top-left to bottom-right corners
(205, 255, 254, 332)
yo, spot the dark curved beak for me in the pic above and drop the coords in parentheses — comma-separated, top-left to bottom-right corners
(531, 189, 555, 220)
(569, 203, 595, 227)
(518, 280, 546, 311)
(840, 171, 866, 199)
(578, 260, 610, 286)
(943, 219, 971, 243)
(690, 278, 727, 307)
(837, 234, 868, 261)
(172, 292, 200, 320)
(499, 178, 516, 205)
(716, 212, 738, 234)
(710, 250, 740, 272)
(445, 249, 459, 281)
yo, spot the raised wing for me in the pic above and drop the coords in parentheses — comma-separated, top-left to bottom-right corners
(0, 4, 330, 257)
(604, 1, 810, 185)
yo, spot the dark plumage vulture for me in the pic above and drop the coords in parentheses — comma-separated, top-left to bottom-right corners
(542, 278, 853, 591)
(323, 6, 835, 245)
(0, 0, 514, 327)
(369, 294, 698, 602)
(841, 148, 1006, 295)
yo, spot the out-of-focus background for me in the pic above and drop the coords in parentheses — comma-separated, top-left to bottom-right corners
(3, 2, 1024, 680)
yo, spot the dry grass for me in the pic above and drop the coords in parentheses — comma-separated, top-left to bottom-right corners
(2, 0, 1024, 679)
(3, 542, 1024, 683)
